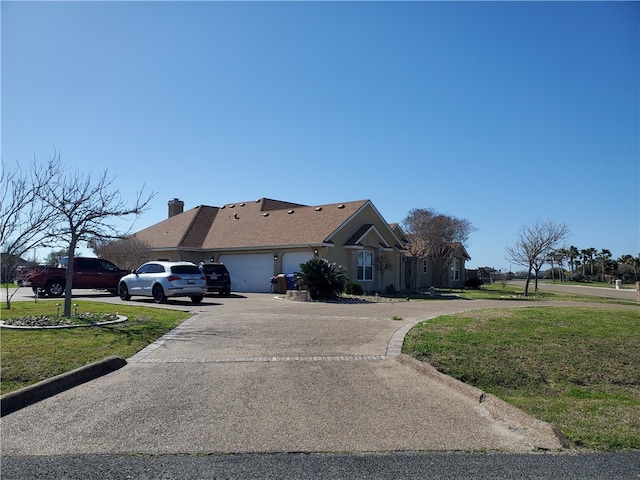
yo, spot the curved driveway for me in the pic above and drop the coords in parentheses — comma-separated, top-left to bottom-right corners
(2, 293, 607, 456)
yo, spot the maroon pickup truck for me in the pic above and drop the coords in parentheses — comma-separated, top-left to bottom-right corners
(15, 257, 130, 297)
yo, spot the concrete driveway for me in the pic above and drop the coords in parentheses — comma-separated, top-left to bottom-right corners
(2, 293, 569, 455)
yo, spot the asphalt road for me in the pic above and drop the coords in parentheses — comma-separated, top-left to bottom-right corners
(2, 288, 638, 478)
(3, 451, 639, 479)
(511, 279, 639, 301)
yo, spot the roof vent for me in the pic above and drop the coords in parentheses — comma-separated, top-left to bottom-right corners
(337, 204, 345, 209)
(262, 212, 269, 217)
(315, 207, 323, 212)
(240, 203, 245, 207)
(229, 204, 235, 208)
(233, 213, 239, 219)
(287, 210, 294, 214)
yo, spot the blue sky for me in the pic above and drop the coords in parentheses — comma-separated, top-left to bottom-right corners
(2, 1, 638, 271)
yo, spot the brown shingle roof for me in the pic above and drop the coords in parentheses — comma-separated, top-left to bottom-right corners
(135, 198, 372, 251)
(133, 205, 219, 249)
(202, 199, 370, 249)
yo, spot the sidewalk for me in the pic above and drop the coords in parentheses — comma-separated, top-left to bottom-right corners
(2, 295, 566, 455)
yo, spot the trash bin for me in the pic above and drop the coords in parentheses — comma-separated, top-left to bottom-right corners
(615, 279, 622, 290)
(275, 274, 287, 294)
(285, 274, 298, 291)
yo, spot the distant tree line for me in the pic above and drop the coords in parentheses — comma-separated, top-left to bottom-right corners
(542, 246, 639, 284)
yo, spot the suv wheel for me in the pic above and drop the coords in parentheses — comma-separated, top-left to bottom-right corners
(119, 283, 131, 301)
(152, 284, 167, 303)
(190, 294, 204, 303)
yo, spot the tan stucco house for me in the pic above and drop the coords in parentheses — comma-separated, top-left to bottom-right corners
(405, 242, 471, 291)
(132, 198, 409, 293)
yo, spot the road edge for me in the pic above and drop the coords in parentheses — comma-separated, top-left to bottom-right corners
(1, 356, 127, 417)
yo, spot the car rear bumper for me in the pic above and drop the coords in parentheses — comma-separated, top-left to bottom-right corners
(166, 286, 207, 297)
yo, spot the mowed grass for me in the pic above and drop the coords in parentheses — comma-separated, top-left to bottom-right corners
(1, 300, 192, 395)
(402, 306, 640, 450)
(388, 283, 637, 305)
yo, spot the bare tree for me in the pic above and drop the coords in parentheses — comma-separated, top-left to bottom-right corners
(402, 208, 474, 289)
(90, 235, 152, 271)
(505, 219, 569, 296)
(0, 159, 58, 308)
(34, 153, 154, 316)
(373, 254, 393, 292)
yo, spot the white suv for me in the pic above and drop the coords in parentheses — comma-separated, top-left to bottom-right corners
(118, 261, 207, 303)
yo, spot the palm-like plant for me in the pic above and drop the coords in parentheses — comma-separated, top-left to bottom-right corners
(295, 258, 348, 300)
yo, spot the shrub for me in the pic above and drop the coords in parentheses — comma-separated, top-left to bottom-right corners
(295, 258, 348, 300)
(344, 281, 364, 296)
(385, 284, 396, 294)
(569, 272, 585, 282)
(464, 278, 483, 289)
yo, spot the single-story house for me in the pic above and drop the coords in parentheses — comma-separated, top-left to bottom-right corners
(132, 198, 409, 293)
(404, 242, 471, 290)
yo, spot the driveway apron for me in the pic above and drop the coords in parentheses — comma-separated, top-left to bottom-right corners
(1, 295, 567, 455)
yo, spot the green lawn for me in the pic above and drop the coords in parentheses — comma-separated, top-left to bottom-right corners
(1, 300, 192, 394)
(438, 283, 636, 305)
(402, 306, 640, 450)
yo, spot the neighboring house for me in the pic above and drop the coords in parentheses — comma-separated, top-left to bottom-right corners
(132, 198, 409, 293)
(404, 242, 471, 290)
(1, 253, 37, 283)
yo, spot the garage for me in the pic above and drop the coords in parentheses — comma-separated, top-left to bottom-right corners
(218, 253, 274, 293)
(282, 252, 314, 275)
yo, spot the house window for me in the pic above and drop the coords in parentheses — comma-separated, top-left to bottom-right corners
(422, 259, 428, 274)
(451, 258, 460, 282)
(357, 251, 373, 281)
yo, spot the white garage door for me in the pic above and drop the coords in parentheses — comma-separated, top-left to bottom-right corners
(218, 254, 273, 293)
(282, 252, 314, 275)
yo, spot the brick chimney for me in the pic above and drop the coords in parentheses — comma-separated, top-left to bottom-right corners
(168, 198, 184, 218)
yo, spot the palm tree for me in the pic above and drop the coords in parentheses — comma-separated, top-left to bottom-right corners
(567, 245, 579, 273)
(555, 248, 567, 281)
(295, 258, 348, 300)
(596, 249, 612, 282)
(586, 248, 596, 277)
(620, 254, 640, 282)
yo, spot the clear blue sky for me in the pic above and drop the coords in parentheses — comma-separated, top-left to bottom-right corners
(2, 1, 638, 271)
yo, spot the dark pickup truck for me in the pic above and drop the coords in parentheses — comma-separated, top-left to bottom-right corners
(15, 257, 130, 297)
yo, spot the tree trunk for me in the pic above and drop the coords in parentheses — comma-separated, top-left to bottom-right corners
(63, 240, 78, 317)
(523, 267, 532, 296)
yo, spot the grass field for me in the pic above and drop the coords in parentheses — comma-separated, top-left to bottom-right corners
(402, 306, 640, 450)
(0, 300, 192, 394)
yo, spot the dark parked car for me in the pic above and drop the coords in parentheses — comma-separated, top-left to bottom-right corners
(199, 262, 231, 296)
(15, 257, 129, 297)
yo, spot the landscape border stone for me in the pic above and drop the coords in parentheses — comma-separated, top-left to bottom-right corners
(0, 314, 128, 329)
(1, 356, 127, 417)
(395, 354, 570, 449)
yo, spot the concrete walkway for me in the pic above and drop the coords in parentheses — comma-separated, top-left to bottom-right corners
(2, 294, 578, 455)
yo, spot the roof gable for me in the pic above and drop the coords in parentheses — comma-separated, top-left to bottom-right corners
(344, 224, 391, 249)
(134, 205, 218, 249)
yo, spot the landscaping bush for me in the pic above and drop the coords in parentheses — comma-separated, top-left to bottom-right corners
(569, 272, 586, 282)
(295, 258, 348, 300)
(464, 278, 483, 289)
(384, 284, 396, 294)
(344, 281, 364, 296)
